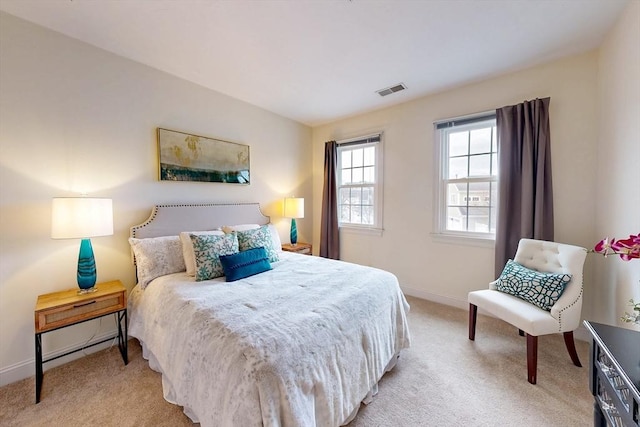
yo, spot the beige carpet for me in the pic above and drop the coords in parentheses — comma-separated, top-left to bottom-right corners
(0, 296, 593, 426)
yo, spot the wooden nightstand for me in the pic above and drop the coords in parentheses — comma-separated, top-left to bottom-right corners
(282, 242, 312, 255)
(34, 280, 128, 403)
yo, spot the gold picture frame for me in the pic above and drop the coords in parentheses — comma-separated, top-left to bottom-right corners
(157, 128, 250, 184)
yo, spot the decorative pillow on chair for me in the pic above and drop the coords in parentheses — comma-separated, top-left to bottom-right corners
(219, 247, 272, 282)
(190, 233, 239, 281)
(129, 236, 186, 289)
(236, 225, 280, 262)
(495, 259, 572, 311)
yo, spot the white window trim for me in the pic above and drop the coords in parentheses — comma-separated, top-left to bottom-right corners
(337, 133, 384, 235)
(432, 113, 497, 246)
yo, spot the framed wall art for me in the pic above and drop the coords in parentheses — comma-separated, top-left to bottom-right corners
(157, 128, 250, 184)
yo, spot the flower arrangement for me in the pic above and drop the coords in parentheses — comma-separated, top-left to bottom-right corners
(594, 233, 640, 260)
(593, 233, 640, 325)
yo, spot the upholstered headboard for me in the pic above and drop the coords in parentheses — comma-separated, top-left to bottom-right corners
(130, 203, 270, 239)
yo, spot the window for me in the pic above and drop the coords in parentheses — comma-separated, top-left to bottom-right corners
(337, 134, 383, 232)
(435, 114, 497, 239)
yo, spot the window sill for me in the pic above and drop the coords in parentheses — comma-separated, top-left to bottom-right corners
(430, 232, 495, 248)
(339, 226, 383, 237)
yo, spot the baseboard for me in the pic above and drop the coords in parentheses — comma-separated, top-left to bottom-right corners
(400, 285, 469, 310)
(400, 285, 591, 343)
(0, 329, 118, 387)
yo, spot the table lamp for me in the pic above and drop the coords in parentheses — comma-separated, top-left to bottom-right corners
(51, 197, 113, 293)
(284, 197, 304, 245)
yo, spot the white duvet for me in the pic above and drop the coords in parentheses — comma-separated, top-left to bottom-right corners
(128, 252, 411, 427)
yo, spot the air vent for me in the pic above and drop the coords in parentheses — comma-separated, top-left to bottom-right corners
(376, 83, 407, 97)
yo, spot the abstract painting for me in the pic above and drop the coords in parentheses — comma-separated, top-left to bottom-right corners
(157, 128, 250, 184)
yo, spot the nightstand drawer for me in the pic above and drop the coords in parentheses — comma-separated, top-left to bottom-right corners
(35, 281, 126, 333)
(36, 294, 124, 332)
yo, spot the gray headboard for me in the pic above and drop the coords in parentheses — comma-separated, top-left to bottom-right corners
(130, 203, 270, 239)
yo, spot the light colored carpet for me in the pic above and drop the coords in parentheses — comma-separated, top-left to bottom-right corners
(0, 296, 592, 426)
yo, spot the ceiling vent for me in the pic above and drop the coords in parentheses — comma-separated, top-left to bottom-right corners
(376, 83, 407, 97)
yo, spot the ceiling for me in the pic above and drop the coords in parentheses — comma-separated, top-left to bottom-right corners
(0, 0, 629, 126)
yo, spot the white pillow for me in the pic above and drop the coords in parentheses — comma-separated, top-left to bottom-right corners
(221, 224, 260, 234)
(129, 236, 186, 289)
(180, 230, 225, 276)
(267, 224, 282, 252)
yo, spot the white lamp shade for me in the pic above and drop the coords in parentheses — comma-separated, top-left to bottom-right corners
(284, 197, 304, 219)
(51, 197, 114, 239)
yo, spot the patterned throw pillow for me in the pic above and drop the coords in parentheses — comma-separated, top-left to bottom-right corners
(190, 233, 239, 281)
(236, 225, 280, 262)
(129, 236, 186, 289)
(180, 230, 225, 277)
(495, 259, 572, 311)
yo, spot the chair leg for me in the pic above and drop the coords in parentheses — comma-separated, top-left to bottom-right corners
(468, 303, 477, 340)
(526, 334, 538, 384)
(563, 331, 582, 367)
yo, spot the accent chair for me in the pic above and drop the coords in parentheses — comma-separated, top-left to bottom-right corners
(468, 238, 587, 384)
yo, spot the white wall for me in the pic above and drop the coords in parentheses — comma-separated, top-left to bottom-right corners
(312, 1, 640, 330)
(594, 0, 640, 328)
(0, 12, 312, 385)
(312, 52, 600, 310)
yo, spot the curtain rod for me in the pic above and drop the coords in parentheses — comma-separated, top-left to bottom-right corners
(337, 132, 381, 147)
(434, 110, 496, 130)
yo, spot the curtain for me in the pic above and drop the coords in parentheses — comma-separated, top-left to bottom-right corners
(320, 140, 340, 259)
(495, 97, 554, 276)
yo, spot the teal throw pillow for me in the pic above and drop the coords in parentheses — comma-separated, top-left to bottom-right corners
(236, 225, 280, 263)
(190, 233, 239, 281)
(495, 259, 572, 311)
(219, 247, 272, 282)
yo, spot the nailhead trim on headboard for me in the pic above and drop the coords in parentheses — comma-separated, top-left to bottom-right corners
(130, 202, 270, 238)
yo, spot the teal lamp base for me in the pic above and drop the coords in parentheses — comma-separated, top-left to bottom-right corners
(77, 238, 98, 294)
(290, 218, 298, 245)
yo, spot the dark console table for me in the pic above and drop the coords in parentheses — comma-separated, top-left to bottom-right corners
(584, 321, 640, 426)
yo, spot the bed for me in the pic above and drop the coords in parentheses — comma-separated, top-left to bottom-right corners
(127, 203, 411, 426)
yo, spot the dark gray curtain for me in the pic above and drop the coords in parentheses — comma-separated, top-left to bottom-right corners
(495, 97, 554, 276)
(320, 140, 340, 259)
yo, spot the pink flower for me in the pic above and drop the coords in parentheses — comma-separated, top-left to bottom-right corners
(613, 234, 640, 260)
(593, 233, 640, 325)
(594, 233, 640, 261)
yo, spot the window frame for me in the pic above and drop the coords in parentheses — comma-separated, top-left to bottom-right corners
(433, 113, 497, 244)
(336, 134, 384, 235)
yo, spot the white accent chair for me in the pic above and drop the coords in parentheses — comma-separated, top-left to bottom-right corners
(468, 238, 587, 384)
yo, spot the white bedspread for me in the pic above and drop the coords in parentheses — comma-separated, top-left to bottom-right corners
(128, 252, 411, 427)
